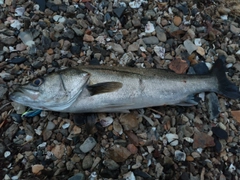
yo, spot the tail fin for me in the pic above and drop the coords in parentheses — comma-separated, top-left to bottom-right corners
(211, 55, 240, 99)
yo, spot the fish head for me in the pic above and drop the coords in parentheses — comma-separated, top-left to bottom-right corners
(10, 68, 90, 111)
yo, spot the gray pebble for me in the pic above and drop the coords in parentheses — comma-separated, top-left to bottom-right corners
(82, 154, 93, 169)
(206, 93, 220, 120)
(79, 137, 97, 153)
(142, 36, 159, 45)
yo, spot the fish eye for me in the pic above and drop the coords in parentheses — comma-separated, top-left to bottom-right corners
(32, 78, 44, 87)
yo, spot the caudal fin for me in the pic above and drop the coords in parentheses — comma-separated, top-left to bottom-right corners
(211, 55, 240, 99)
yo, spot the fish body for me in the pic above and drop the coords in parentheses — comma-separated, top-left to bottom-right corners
(10, 56, 240, 113)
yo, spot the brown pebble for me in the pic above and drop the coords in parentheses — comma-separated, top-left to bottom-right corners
(32, 164, 44, 174)
(127, 144, 138, 154)
(173, 16, 182, 26)
(83, 34, 94, 42)
(47, 48, 54, 55)
(186, 156, 194, 162)
(169, 57, 189, 74)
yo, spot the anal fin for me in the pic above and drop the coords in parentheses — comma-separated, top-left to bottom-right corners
(175, 95, 199, 106)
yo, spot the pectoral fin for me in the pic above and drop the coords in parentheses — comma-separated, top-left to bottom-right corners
(87, 82, 123, 96)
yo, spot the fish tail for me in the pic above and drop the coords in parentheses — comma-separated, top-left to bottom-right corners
(211, 55, 240, 99)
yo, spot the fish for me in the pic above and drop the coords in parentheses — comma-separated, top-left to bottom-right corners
(9, 56, 240, 113)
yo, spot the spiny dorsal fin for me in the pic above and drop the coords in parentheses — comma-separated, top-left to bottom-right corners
(87, 82, 123, 96)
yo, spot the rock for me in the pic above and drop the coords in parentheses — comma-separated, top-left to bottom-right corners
(123, 171, 136, 180)
(132, 17, 141, 27)
(169, 57, 189, 74)
(155, 26, 167, 42)
(154, 46, 165, 59)
(113, 120, 123, 135)
(5, 124, 18, 140)
(145, 21, 155, 33)
(196, 46, 205, 56)
(186, 156, 194, 162)
(142, 36, 159, 45)
(119, 52, 134, 65)
(231, 110, 240, 123)
(68, 173, 85, 180)
(51, 144, 65, 159)
(192, 62, 209, 75)
(174, 150, 186, 161)
(193, 132, 215, 149)
(127, 144, 138, 154)
(119, 112, 139, 130)
(100, 116, 113, 127)
(82, 154, 93, 169)
(212, 127, 228, 139)
(107, 42, 124, 54)
(79, 137, 97, 153)
(103, 159, 120, 170)
(226, 55, 236, 63)
(32, 164, 44, 174)
(0, 85, 7, 99)
(107, 145, 131, 163)
(53, 15, 66, 23)
(127, 42, 139, 52)
(83, 34, 94, 42)
(230, 24, 240, 34)
(206, 93, 220, 120)
(113, 6, 126, 18)
(166, 133, 179, 146)
(173, 16, 182, 26)
(1, 36, 17, 45)
(125, 131, 139, 146)
(54, 23, 64, 32)
(184, 39, 197, 54)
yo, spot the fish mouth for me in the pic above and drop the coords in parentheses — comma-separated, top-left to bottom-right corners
(9, 87, 39, 102)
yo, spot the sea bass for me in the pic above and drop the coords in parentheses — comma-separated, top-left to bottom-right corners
(10, 56, 240, 113)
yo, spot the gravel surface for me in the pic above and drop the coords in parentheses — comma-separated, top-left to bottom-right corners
(1, 0, 240, 179)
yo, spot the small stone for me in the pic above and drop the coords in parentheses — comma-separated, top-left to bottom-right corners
(196, 46, 205, 56)
(100, 117, 113, 127)
(123, 171, 136, 180)
(169, 57, 189, 74)
(145, 21, 155, 33)
(174, 150, 186, 161)
(82, 154, 93, 169)
(113, 6, 126, 18)
(132, 17, 141, 27)
(5, 124, 18, 140)
(127, 144, 138, 154)
(127, 42, 139, 52)
(231, 110, 240, 123)
(107, 42, 124, 54)
(113, 120, 123, 135)
(230, 24, 240, 34)
(206, 93, 220, 120)
(226, 55, 236, 63)
(173, 16, 182, 26)
(154, 46, 165, 59)
(212, 127, 228, 139)
(80, 137, 97, 153)
(191, 152, 200, 158)
(193, 62, 209, 75)
(83, 34, 94, 42)
(54, 23, 64, 32)
(125, 131, 139, 146)
(165, 133, 179, 146)
(16, 43, 27, 51)
(119, 52, 134, 65)
(108, 145, 131, 162)
(103, 159, 120, 170)
(1, 36, 17, 45)
(186, 156, 194, 162)
(184, 39, 197, 54)
(119, 112, 139, 130)
(155, 26, 167, 42)
(51, 144, 65, 159)
(53, 15, 66, 23)
(32, 164, 44, 174)
(142, 36, 159, 45)
(193, 132, 215, 149)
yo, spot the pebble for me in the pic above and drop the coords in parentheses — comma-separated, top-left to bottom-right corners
(169, 57, 189, 74)
(206, 93, 220, 120)
(127, 144, 138, 154)
(107, 42, 124, 54)
(83, 34, 94, 42)
(51, 144, 65, 159)
(193, 132, 215, 149)
(119, 113, 139, 130)
(123, 171, 136, 180)
(79, 137, 97, 153)
(82, 154, 93, 169)
(103, 159, 120, 170)
(173, 16, 182, 26)
(142, 36, 159, 45)
(165, 133, 179, 146)
(212, 127, 228, 139)
(174, 150, 186, 161)
(32, 164, 44, 174)
(231, 110, 240, 123)
(108, 145, 131, 162)
(184, 39, 197, 54)
(155, 26, 167, 42)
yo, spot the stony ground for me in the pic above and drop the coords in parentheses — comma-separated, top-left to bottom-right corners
(1, 0, 240, 179)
